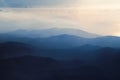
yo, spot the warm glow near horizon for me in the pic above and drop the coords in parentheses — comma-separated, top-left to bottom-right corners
(0, 0, 120, 36)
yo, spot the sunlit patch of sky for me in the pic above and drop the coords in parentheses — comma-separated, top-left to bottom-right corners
(0, 0, 120, 36)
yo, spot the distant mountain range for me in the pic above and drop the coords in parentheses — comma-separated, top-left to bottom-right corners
(0, 28, 120, 80)
(7, 28, 100, 38)
(0, 28, 120, 49)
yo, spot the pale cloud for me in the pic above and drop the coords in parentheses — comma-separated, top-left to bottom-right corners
(0, 0, 120, 9)
(0, 0, 120, 36)
(77, 0, 120, 9)
(0, 8, 120, 36)
(0, 0, 79, 8)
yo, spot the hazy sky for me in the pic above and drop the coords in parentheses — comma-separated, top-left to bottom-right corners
(0, 0, 120, 36)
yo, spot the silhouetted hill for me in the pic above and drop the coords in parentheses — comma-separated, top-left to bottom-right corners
(0, 42, 34, 58)
(34, 34, 89, 49)
(0, 41, 120, 80)
(33, 44, 102, 60)
(90, 36, 120, 48)
(0, 55, 57, 80)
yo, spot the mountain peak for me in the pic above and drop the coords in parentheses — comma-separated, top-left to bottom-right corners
(50, 34, 81, 38)
(8, 28, 100, 38)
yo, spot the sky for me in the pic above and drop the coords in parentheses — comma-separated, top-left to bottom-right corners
(0, 0, 120, 36)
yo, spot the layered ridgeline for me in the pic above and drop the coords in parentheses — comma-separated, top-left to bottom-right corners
(0, 28, 120, 80)
(0, 28, 120, 58)
(7, 28, 99, 38)
(0, 28, 120, 49)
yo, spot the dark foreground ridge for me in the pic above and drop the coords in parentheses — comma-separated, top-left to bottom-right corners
(0, 32, 120, 80)
(0, 42, 120, 80)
